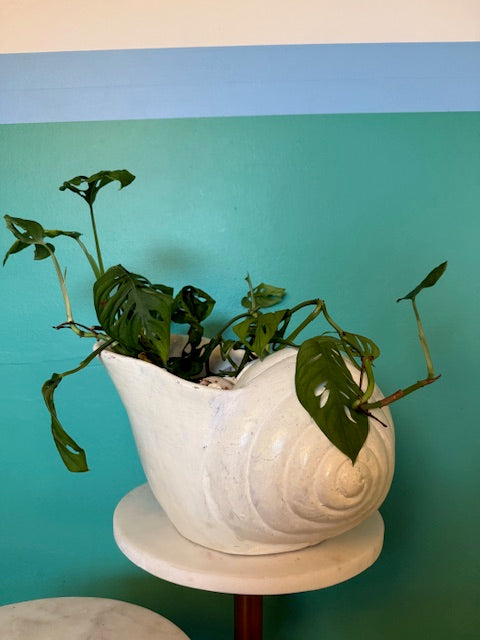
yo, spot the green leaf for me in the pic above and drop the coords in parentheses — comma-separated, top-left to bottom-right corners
(295, 336, 369, 463)
(3, 215, 57, 264)
(42, 374, 88, 472)
(153, 283, 174, 298)
(45, 229, 82, 240)
(397, 261, 447, 302)
(3, 239, 30, 265)
(340, 332, 380, 361)
(94, 265, 173, 365)
(3, 216, 87, 266)
(171, 285, 215, 355)
(4, 215, 47, 245)
(219, 338, 237, 361)
(164, 286, 215, 377)
(59, 170, 136, 206)
(233, 309, 286, 359)
(166, 355, 204, 380)
(242, 281, 286, 310)
(40, 340, 114, 472)
(172, 286, 215, 326)
(34, 242, 55, 261)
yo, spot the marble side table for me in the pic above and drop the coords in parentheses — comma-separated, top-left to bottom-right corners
(0, 597, 190, 639)
(114, 484, 385, 640)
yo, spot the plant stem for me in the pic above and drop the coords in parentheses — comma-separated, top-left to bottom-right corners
(214, 311, 252, 339)
(245, 274, 256, 311)
(74, 236, 101, 279)
(412, 298, 436, 379)
(53, 321, 100, 339)
(49, 249, 74, 323)
(88, 202, 104, 275)
(201, 311, 252, 373)
(321, 303, 345, 335)
(352, 357, 376, 409)
(359, 374, 441, 411)
(284, 299, 324, 344)
(359, 296, 440, 411)
(59, 338, 115, 378)
(48, 247, 94, 339)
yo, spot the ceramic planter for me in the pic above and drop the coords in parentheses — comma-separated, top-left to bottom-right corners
(100, 337, 394, 555)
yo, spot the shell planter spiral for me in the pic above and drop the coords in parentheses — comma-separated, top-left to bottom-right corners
(3, 169, 446, 555)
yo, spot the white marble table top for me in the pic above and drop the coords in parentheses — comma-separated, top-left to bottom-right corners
(114, 484, 385, 596)
(0, 597, 190, 640)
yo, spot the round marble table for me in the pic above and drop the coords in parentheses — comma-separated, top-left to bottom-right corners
(114, 484, 385, 639)
(0, 597, 190, 639)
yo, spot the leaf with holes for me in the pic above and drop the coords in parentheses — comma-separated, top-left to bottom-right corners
(242, 281, 286, 310)
(340, 332, 380, 363)
(94, 264, 173, 365)
(172, 286, 215, 330)
(42, 373, 89, 472)
(59, 169, 135, 206)
(41, 340, 114, 472)
(295, 336, 369, 463)
(3, 216, 85, 265)
(3, 216, 55, 264)
(233, 310, 286, 359)
(4, 215, 46, 244)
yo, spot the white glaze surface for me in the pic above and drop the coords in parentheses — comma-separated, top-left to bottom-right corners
(101, 344, 394, 554)
(114, 484, 385, 595)
(0, 597, 190, 639)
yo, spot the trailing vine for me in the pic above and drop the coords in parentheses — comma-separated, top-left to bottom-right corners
(3, 170, 446, 471)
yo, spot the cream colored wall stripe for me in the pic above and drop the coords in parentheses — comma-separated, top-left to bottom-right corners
(1, 0, 479, 54)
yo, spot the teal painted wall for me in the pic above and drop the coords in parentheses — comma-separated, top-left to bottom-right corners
(1, 113, 479, 638)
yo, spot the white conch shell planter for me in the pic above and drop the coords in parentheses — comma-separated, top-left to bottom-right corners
(100, 338, 395, 555)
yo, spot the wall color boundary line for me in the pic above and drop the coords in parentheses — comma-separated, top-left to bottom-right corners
(1, 42, 479, 124)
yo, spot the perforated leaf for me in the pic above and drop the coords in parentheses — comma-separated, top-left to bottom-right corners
(3, 215, 84, 265)
(233, 310, 286, 359)
(241, 282, 286, 310)
(59, 170, 135, 206)
(295, 336, 368, 463)
(42, 374, 88, 472)
(340, 332, 380, 360)
(94, 265, 173, 364)
(172, 286, 215, 326)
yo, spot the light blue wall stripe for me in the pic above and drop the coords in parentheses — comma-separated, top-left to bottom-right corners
(1, 42, 479, 123)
